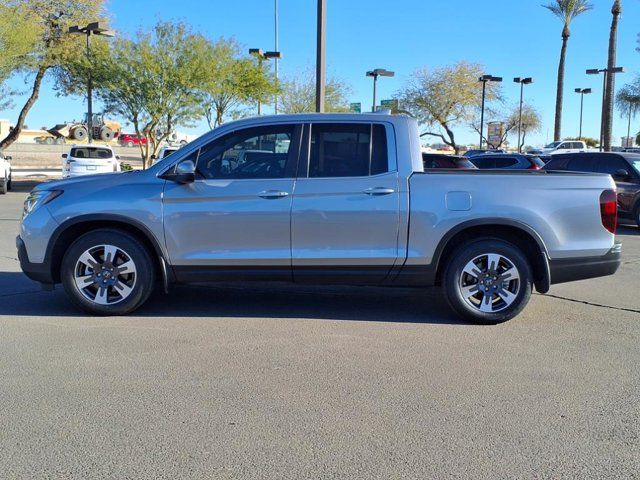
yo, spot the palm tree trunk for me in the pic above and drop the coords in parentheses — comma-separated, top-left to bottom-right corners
(553, 29, 569, 142)
(0, 66, 48, 150)
(603, 0, 621, 152)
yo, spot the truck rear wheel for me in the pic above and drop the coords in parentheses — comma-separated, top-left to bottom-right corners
(73, 126, 88, 141)
(443, 238, 532, 324)
(61, 229, 155, 316)
(100, 127, 114, 142)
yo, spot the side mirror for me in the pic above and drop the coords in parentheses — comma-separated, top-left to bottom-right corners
(115, 155, 120, 160)
(161, 159, 196, 184)
(62, 153, 68, 159)
(613, 169, 629, 180)
(5, 156, 11, 161)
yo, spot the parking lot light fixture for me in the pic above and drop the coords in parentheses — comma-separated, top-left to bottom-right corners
(574, 88, 592, 139)
(69, 22, 115, 144)
(249, 48, 282, 115)
(587, 67, 624, 151)
(366, 68, 395, 112)
(513, 77, 534, 153)
(478, 75, 502, 149)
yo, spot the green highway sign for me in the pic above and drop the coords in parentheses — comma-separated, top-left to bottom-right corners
(380, 99, 399, 110)
(349, 102, 361, 113)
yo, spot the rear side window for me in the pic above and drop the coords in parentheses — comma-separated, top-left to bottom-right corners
(471, 157, 494, 169)
(308, 123, 389, 177)
(70, 147, 112, 159)
(594, 154, 631, 176)
(567, 155, 597, 172)
(494, 157, 518, 168)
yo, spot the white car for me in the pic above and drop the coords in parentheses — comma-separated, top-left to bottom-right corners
(530, 140, 588, 155)
(0, 151, 12, 194)
(62, 144, 121, 178)
(152, 146, 180, 164)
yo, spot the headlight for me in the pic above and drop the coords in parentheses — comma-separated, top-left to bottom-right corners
(23, 190, 63, 217)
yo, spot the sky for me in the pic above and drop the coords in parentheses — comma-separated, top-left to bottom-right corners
(2, 0, 640, 147)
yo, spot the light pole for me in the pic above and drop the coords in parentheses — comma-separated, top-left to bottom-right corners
(478, 74, 502, 149)
(574, 88, 592, 140)
(69, 22, 115, 144)
(249, 49, 282, 115)
(513, 77, 533, 153)
(315, 0, 326, 113)
(274, 0, 279, 113)
(587, 67, 624, 151)
(366, 69, 395, 112)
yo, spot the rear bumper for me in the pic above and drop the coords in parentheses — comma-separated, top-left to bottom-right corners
(17, 235, 54, 285)
(549, 243, 622, 285)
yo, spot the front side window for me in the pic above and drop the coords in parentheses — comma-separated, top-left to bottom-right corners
(308, 123, 389, 177)
(196, 125, 295, 179)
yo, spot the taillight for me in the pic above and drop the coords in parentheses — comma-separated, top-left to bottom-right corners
(599, 189, 617, 234)
(527, 164, 541, 170)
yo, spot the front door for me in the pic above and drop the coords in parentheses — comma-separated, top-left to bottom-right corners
(163, 123, 302, 281)
(291, 122, 400, 283)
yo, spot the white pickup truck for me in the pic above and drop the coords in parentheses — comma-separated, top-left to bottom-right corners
(529, 140, 588, 155)
(18, 113, 621, 323)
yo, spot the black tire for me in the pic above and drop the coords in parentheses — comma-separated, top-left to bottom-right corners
(73, 127, 88, 141)
(7, 174, 11, 191)
(0, 174, 7, 194)
(61, 229, 155, 316)
(443, 238, 533, 324)
(634, 204, 640, 229)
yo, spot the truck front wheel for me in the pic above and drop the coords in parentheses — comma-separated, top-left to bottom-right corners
(61, 229, 155, 316)
(443, 238, 532, 324)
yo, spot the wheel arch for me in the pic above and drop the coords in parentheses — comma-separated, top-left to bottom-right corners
(46, 215, 172, 286)
(433, 219, 551, 294)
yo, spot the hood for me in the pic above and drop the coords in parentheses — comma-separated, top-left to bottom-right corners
(34, 170, 146, 192)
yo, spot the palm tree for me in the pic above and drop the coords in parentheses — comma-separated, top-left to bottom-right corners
(616, 80, 640, 147)
(603, 0, 622, 151)
(543, 0, 593, 142)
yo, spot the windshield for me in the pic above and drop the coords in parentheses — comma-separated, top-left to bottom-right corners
(545, 141, 562, 149)
(631, 160, 640, 175)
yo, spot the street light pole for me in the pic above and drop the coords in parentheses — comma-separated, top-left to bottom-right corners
(514, 77, 533, 153)
(366, 69, 394, 112)
(574, 88, 592, 140)
(274, 0, 279, 114)
(69, 22, 115, 144)
(587, 67, 624, 151)
(315, 0, 326, 113)
(478, 75, 502, 149)
(249, 48, 281, 115)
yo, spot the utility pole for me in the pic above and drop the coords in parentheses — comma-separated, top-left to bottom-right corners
(514, 77, 533, 153)
(315, 0, 326, 113)
(274, 0, 279, 114)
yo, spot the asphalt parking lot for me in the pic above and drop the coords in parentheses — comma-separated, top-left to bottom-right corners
(1, 181, 639, 479)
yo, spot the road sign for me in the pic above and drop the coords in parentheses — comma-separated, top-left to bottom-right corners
(380, 99, 399, 111)
(349, 102, 361, 113)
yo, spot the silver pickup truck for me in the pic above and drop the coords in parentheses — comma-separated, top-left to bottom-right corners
(17, 113, 621, 323)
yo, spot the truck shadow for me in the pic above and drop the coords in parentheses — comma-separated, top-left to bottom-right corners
(616, 226, 639, 237)
(0, 272, 467, 325)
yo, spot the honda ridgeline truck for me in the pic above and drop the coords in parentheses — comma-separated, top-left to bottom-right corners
(17, 113, 621, 323)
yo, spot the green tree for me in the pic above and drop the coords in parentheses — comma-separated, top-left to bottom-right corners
(278, 70, 351, 114)
(399, 61, 500, 154)
(510, 104, 542, 152)
(200, 38, 275, 128)
(0, 0, 105, 150)
(63, 22, 211, 167)
(603, 0, 622, 151)
(543, 0, 593, 142)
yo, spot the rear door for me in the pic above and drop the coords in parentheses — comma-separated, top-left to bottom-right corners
(291, 122, 400, 283)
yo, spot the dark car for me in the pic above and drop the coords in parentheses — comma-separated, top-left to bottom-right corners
(422, 153, 477, 169)
(463, 149, 506, 157)
(469, 153, 545, 170)
(544, 152, 640, 227)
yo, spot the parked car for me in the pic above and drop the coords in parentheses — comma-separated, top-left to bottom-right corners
(422, 152, 477, 169)
(62, 144, 121, 178)
(469, 153, 545, 170)
(463, 149, 506, 157)
(544, 151, 640, 227)
(18, 113, 620, 324)
(529, 140, 587, 155)
(152, 145, 180, 164)
(0, 151, 12, 194)
(119, 133, 147, 147)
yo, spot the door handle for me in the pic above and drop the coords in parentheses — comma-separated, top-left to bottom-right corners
(258, 190, 289, 199)
(363, 187, 395, 196)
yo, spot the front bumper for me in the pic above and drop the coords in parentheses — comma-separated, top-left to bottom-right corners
(17, 235, 54, 285)
(549, 243, 622, 285)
